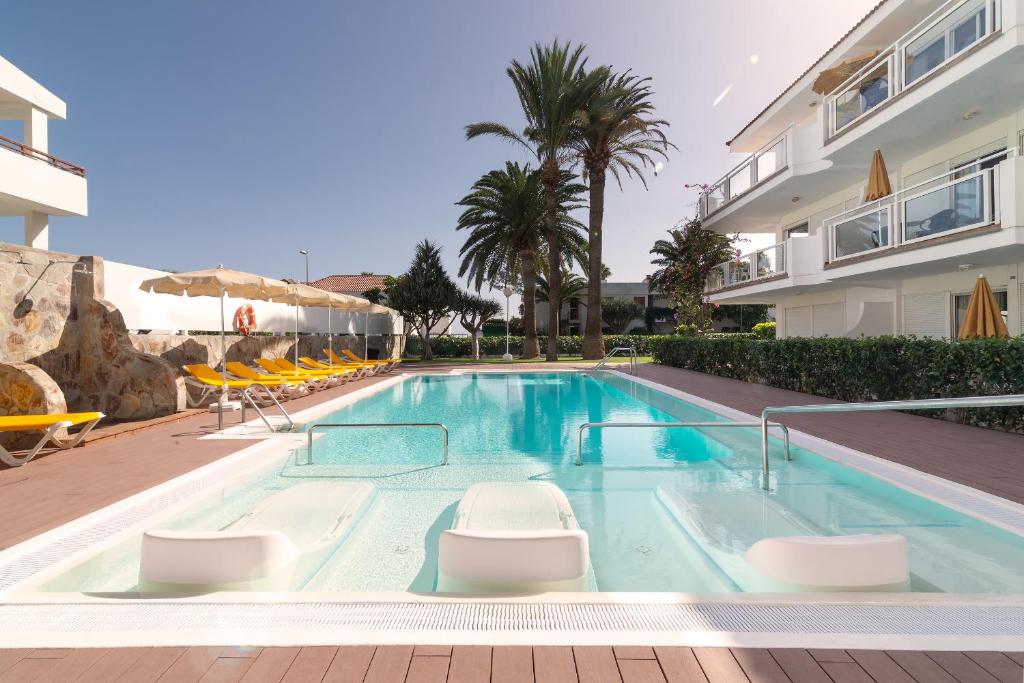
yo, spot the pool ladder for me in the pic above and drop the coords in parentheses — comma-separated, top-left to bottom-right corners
(590, 346, 637, 375)
(304, 422, 449, 466)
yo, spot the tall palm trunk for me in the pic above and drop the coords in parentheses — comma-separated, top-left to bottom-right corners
(520, 247, 540, 359)
(582, 164, 607, 359)
(542, 160, 561, 362)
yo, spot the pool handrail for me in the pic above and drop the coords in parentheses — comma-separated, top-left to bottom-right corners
(305, 422, 449, 466)
(590, 346, 637, 375)
(760, 394, 1024, 491)
(575, 420, 791, 467)
(240, 383, 294, 432)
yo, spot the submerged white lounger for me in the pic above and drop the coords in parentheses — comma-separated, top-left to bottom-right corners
(437, 482, 590, 594)
(139, 481, 375, 591)
(746, 534, 910, 592)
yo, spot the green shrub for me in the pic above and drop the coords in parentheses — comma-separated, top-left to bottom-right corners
(404, 334, 666, 358)
(649, 335, 1024, 432)
(751, 321, 776, 340)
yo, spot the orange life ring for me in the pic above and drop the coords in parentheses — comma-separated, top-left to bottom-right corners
(233, 304, 256, 336)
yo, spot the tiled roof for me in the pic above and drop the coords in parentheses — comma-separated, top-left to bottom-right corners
(726, 0, 887, 146)
(309, 274, 390, 293)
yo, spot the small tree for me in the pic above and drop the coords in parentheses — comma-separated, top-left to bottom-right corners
(602, 298, 645, 334)
(457, 292, 503, 359)
(649, 218, 736, 333)
(386, 240, 460, 360)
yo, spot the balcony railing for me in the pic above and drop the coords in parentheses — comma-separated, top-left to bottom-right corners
(706, 242, 786, 292)
(826, 149, 1009, 263)
(699, 130, 789, 219)
(0, 134, 86, 177)
(826, 0, 998, 138)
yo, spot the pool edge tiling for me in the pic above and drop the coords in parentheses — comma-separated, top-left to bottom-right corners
(1, 368, 1023, 649)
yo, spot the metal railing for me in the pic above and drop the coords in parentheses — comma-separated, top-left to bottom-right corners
(590, 346, 637, 375)
(760, 393, 1024, 491)
(239, 383, 295, 432)
(576, 420, 791, 466)
(0, 133, 87, 177)
(305, 422, 449, 465)
(706, 242, 787, 292)
(700, 129, 789, 219)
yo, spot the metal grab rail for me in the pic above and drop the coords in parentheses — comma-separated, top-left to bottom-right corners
(760, 394, 1024, 491)
(590, 346, 637, 375)
(240, 383, 294, 432)
(305, 422, 449, 465)
(576, 420, 791, 467)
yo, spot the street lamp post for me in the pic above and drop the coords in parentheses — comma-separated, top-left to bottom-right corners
(502, 285, 514, 362)
(299, 250, 309, 284)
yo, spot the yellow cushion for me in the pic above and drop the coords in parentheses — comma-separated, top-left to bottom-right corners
(0, 412, 103, 432)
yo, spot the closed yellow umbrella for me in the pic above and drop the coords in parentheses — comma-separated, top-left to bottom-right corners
(812, 50, 880, 95)
(864, 149, 892, 201)
(958, 275, 1010, 339)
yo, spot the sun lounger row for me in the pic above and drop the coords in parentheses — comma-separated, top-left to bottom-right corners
(182, 349, 401, 407)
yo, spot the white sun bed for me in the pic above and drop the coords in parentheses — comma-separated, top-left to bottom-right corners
(436, 482, 590, 594)
(139, 481, 375, 592)
(746, 534, 910, 592)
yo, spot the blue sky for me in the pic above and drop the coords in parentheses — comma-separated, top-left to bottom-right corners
(3, 0, 876, 287)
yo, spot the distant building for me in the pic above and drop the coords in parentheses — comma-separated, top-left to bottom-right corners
(309, 274, 390, 298)
(536, 281, 676, 335)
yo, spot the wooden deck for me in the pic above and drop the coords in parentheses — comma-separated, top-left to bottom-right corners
(0, 645, 1020, 682)
(1, 363, 1023, 680)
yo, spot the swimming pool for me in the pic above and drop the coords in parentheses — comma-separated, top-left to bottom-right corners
(17, 371, 1024, 595)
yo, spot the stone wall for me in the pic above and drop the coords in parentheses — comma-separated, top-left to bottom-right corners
(0, 360, 67, 449)
(0, 243, 183, 421)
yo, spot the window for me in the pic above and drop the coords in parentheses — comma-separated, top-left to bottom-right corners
(904, 0, 988, 85)
(633, 296, 647, 307)
(785, 223, 809, 238)
(952, 289, 1008, 336)
(568, 301, 580, 320)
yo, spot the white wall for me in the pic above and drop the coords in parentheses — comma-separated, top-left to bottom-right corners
(103, 260, 403, 336)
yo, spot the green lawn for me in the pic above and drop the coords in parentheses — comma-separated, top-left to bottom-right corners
(399, 356, 652, 365)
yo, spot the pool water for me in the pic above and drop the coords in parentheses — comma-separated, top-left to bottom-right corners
(34, 371, 1024, 595)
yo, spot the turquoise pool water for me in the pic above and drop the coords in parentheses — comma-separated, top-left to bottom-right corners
(35, 371, 1024, 594)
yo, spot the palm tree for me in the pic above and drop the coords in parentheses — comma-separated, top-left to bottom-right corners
(536, 270, 587, 335)
(467, 40, 607, 361)
(573, 70, 672, 359)
(455, 162, 586, 358)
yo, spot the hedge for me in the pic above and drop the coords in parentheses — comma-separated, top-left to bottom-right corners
(405, 334, 666, 358)
(649, 335, 1024, 432)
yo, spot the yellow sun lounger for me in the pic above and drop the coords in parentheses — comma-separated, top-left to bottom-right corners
(341, 348, 399, 371)
(323, 349, 384, 373)
(300, 357, 369, 379)
(256, 359, 340, 389)
(225, 363, 310, 396)
(183, 364, 297, 406)
(0, 412, 104, 467)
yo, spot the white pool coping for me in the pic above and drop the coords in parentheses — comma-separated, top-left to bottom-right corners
(0, 367, 1022, 650)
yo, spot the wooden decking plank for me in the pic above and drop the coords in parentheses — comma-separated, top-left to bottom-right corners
(653, 647, 708, 683)
(414, 646, 452, 657)
(198, 656, 255, 683)
(0, 650, 34, 676)
(730, 649, 790, 682)
(884, 651, 958, 683)
(0, 658, 58, 682)
(808, 649, 853, 663)
(446, 646, 491, 683)
(322, 645, 375, 683)
(157, 646, 224, 682)
(77, 647, 147, 682)
(924, 651, 1002, 683)
(614, 647, 656, 660)
(616, 660, 666, 683)
(281, 647, 339, 682)
(238, 647, 300, 683)
(766, 650, 829, 683)
(405, 655, 450, 683)
(817, 662, 874, 682)
(363, 645, 414, 683)
(27, 648, 72, 658)
(846, 650, 915, 683)
(35, 648, 110, 682)
(534, 646, 578, 683)
(963, 651, 1024, 683)
(1002, 652, 1023, 665)
(117, 647, 189, 683)
(691, 648, 748, 682)
(492, 646, 535, 683)
(572, 646, 621, 683)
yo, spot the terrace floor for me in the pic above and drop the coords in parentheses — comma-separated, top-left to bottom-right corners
(0, 644, 1021, 682)
(1, 362, 1022, 681)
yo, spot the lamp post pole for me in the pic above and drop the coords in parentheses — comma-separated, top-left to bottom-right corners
(299, 250, 309, 284)
(502, 285, 514, 362)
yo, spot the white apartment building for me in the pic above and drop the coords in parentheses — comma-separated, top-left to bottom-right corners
(699, 0, 1024, 339)
(0, 55, 87, 250)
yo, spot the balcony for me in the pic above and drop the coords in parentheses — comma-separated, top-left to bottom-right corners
(699, 130, 789, 220)
(0, 135, 87, 216)
(826, 0, 998, 139)
(705, 242, 786, 293)
(826, 149, 1010, 263)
